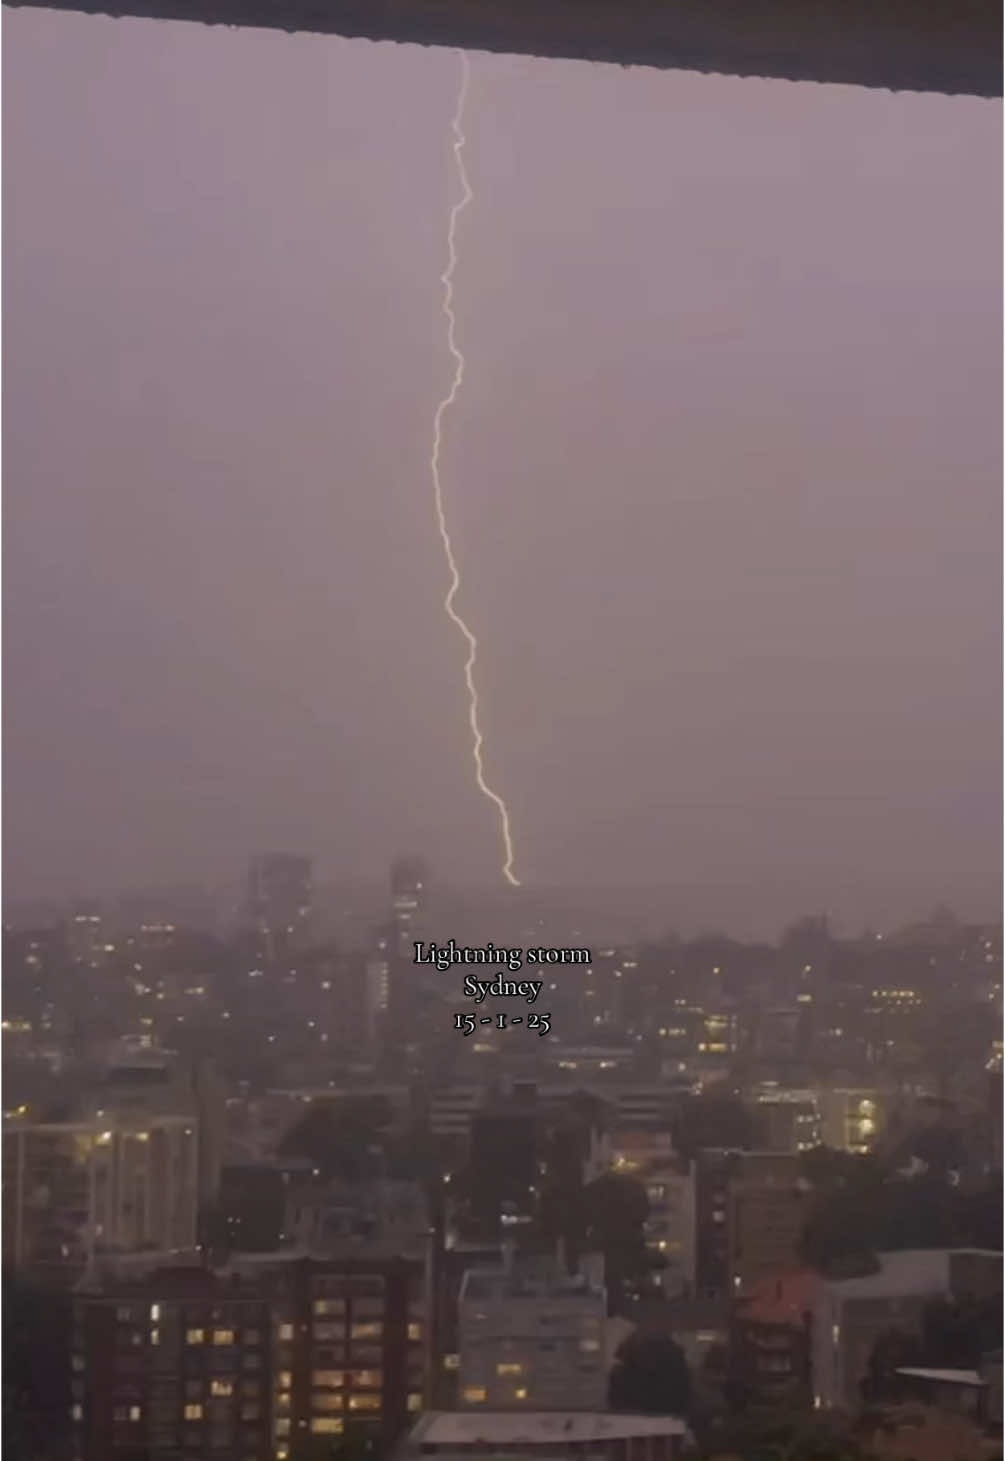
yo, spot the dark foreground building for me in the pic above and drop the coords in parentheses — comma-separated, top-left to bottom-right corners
(69, 1252, 427, 1460)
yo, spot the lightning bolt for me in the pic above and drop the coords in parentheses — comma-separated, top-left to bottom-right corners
(430, 49, 520, 888)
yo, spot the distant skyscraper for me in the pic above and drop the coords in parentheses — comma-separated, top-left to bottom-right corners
(390, 856, 428, 958)
(245, 852, 313, 963)
(65, 910, 106, 968)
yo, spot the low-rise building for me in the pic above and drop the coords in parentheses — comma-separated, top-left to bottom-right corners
(730, 1270, 816, 1409)
(458, 1253, 606, 1411)
(397, 1410, 691, 1460)
(811, 1249, 1002, 1411)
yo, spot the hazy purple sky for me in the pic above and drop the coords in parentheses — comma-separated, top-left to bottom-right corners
(4, 10, 1001, 932)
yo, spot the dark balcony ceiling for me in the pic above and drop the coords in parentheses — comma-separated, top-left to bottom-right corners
(4, 0, 1002, 97)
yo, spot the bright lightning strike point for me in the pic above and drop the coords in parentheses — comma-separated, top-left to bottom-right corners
(430, 50, 520, 888)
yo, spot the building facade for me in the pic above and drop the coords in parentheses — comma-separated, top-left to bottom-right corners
(3, 1115, 199, 1279)
(457, 1255, 606, 1411)
(71, 1252, 428, 1460)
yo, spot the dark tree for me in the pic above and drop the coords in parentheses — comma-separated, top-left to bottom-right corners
(860, 1328, 924, 1405)
(713, 1408, 870, 1460)
(279, 1095, 392, 1181)
(581, 1172, 651, 1310)
(921, 1294, 1003, 1369)
(608, 1333, 690, 1416)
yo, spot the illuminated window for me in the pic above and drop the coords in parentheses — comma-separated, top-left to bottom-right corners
(278, 1323, 294, 1341)
(311, 1418, 344, 1435)
(71, 1405, 83, 1422)
(407, 1322, 423, 1342)
(349, 1370, 382, 1387)
(150, 1328, 160, 1346)
(186, 1329, 205, 1345)
(211, 1380, 234, 1397)
(128, 1407, 142, 1422)
(407, 1393, 423, 1412)
(313, 1299, 345, 1317)
(462, 1387, 487, 1405)
(579, 1339, 600, 1353)
(312, 1394, 343, 1413)
(443, 1354, 460, 1371)
(275, 1418, 291, 1436)
(348, 1394, 381, 1412)
(184, 1404, 203, 1420)
(149, 1304, 161, 1322)
(496, 1363, 523, 1376)
(277, 1371, 292, 1391)
(311, 1370, 345, 1388)
(514, 1388, 528, 1400)
(350, 1322, 382, 1340)
(213, 1329, 235, 1346)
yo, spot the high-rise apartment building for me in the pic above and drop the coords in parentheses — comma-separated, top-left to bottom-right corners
(70, 1251, 430, 1460)
(72, 1265, 273, 1461)
(3, 1115, 199, 1279)
(694, 1150, 807, 1299)
(245, 854, 313, 964)
(231, 1252, 428, 1456)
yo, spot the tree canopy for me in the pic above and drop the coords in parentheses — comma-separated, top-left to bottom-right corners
(609, 1332, 690, 1416)
(279, 1095, 393, 1181)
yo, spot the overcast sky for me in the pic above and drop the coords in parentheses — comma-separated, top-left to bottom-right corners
(4, 10, 1001, 932)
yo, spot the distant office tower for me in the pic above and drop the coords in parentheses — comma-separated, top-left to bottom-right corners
(366, 926, 393, 1044)
(66, 910, 106, 967)
(245, 853, 313, 963)
(3, 1116, 199, 1279)
(390, 856, 428, 957)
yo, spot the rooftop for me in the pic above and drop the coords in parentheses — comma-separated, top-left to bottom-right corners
(821, 1248, 1002, 1300)
(738, 1269, 818, 1326)
(896, 1367, 986, 1386)
(407, 1412, 689, 1448)
(461, 1263, 603, 1304)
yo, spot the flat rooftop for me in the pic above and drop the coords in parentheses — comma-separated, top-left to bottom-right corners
(461, 1266, 603, 1304)
(407, 1412, 689, 1448)
(822, 1248, 1003, 1300)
